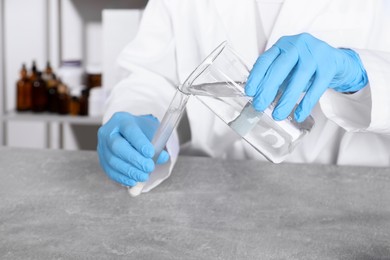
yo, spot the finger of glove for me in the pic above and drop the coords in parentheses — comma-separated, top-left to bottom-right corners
(106, 155, 150, 183)
(119, 119, 155, 158)
(97, 119, 119, 147)
(135, 114, 160, 141)
(109, 133, 154, 173)
(245, 46, 280, 97)
(272, 60, 316, 120)
(156, 150, 170, 164)
(252, 45, 299, 112)
(295, 73, 332, 122)
(97, 149, 137, 187)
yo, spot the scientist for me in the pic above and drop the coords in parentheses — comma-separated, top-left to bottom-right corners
(97, 0, 390, 191)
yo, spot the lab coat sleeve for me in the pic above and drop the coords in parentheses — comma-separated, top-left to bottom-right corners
(104, 0, 178, 123)
(320, 49, 390, 135)
(103, 0, 180, 192)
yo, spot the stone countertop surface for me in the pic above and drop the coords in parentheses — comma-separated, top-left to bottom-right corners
(0, 147, 389, 259)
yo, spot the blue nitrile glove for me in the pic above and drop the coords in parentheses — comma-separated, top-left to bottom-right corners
(245, 33, 368, 122)
(97, 112, 170, 187)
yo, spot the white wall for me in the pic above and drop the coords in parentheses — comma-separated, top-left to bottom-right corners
(61, 0, 83, 62)
(4, 0, 48, 148)
(4, 0, 48, 112)
(86, 22, 102, 67)
(7, 121, 48, 149)
(102, 10, 142, 91)
(48, 0, 60, 71)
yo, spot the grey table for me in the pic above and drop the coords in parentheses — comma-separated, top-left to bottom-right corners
(0, 147, 389, 259)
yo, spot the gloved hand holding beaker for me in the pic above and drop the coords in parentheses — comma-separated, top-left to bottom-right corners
(97, 112, 170, 187)
(246, 33, 368, 122)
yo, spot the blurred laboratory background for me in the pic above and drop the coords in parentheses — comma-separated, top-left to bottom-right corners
(0, 0, 147, 150)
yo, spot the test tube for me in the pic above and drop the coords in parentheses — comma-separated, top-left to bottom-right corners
(128, 89, 190, 196)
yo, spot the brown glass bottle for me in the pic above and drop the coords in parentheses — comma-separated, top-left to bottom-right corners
(16, 64, 32, 111)
(79, 88, 89, 116)
(69, 96, 80, 116)
(30, 60, 38, 81)
(57, 80, 70, 115)
(69, 88, 81, 116)
(43, 62, 59, 113)
(47, 77, 58, 113)
(31, 72, 48, 112)
(42, 61, 53, 78)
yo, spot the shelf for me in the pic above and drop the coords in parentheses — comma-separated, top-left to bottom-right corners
(1, 0, 145, 148)
(4, 111, 102, 125)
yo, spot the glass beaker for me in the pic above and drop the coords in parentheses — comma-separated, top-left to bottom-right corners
(129, 41, 314, 196)
(180, 41, 315, 163)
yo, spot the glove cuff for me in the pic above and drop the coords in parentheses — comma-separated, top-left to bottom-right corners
(333, 48, 368, 93)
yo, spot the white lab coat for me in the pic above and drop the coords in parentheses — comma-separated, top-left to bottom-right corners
(104, 0, 390, 188)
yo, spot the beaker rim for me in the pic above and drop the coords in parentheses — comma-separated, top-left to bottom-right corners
(180, 41, 240, 94)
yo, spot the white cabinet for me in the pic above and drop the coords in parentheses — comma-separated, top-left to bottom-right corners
(0, 0, 146, 150)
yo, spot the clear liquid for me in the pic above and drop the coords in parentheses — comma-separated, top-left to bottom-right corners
(155, 82, 312, 164)
(231, 102, 294, 163)
(186, 83, 307, 163)
(151, 90, 189, 161)
(153, 82, 245, 159)
(185, 82, 245, 97)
